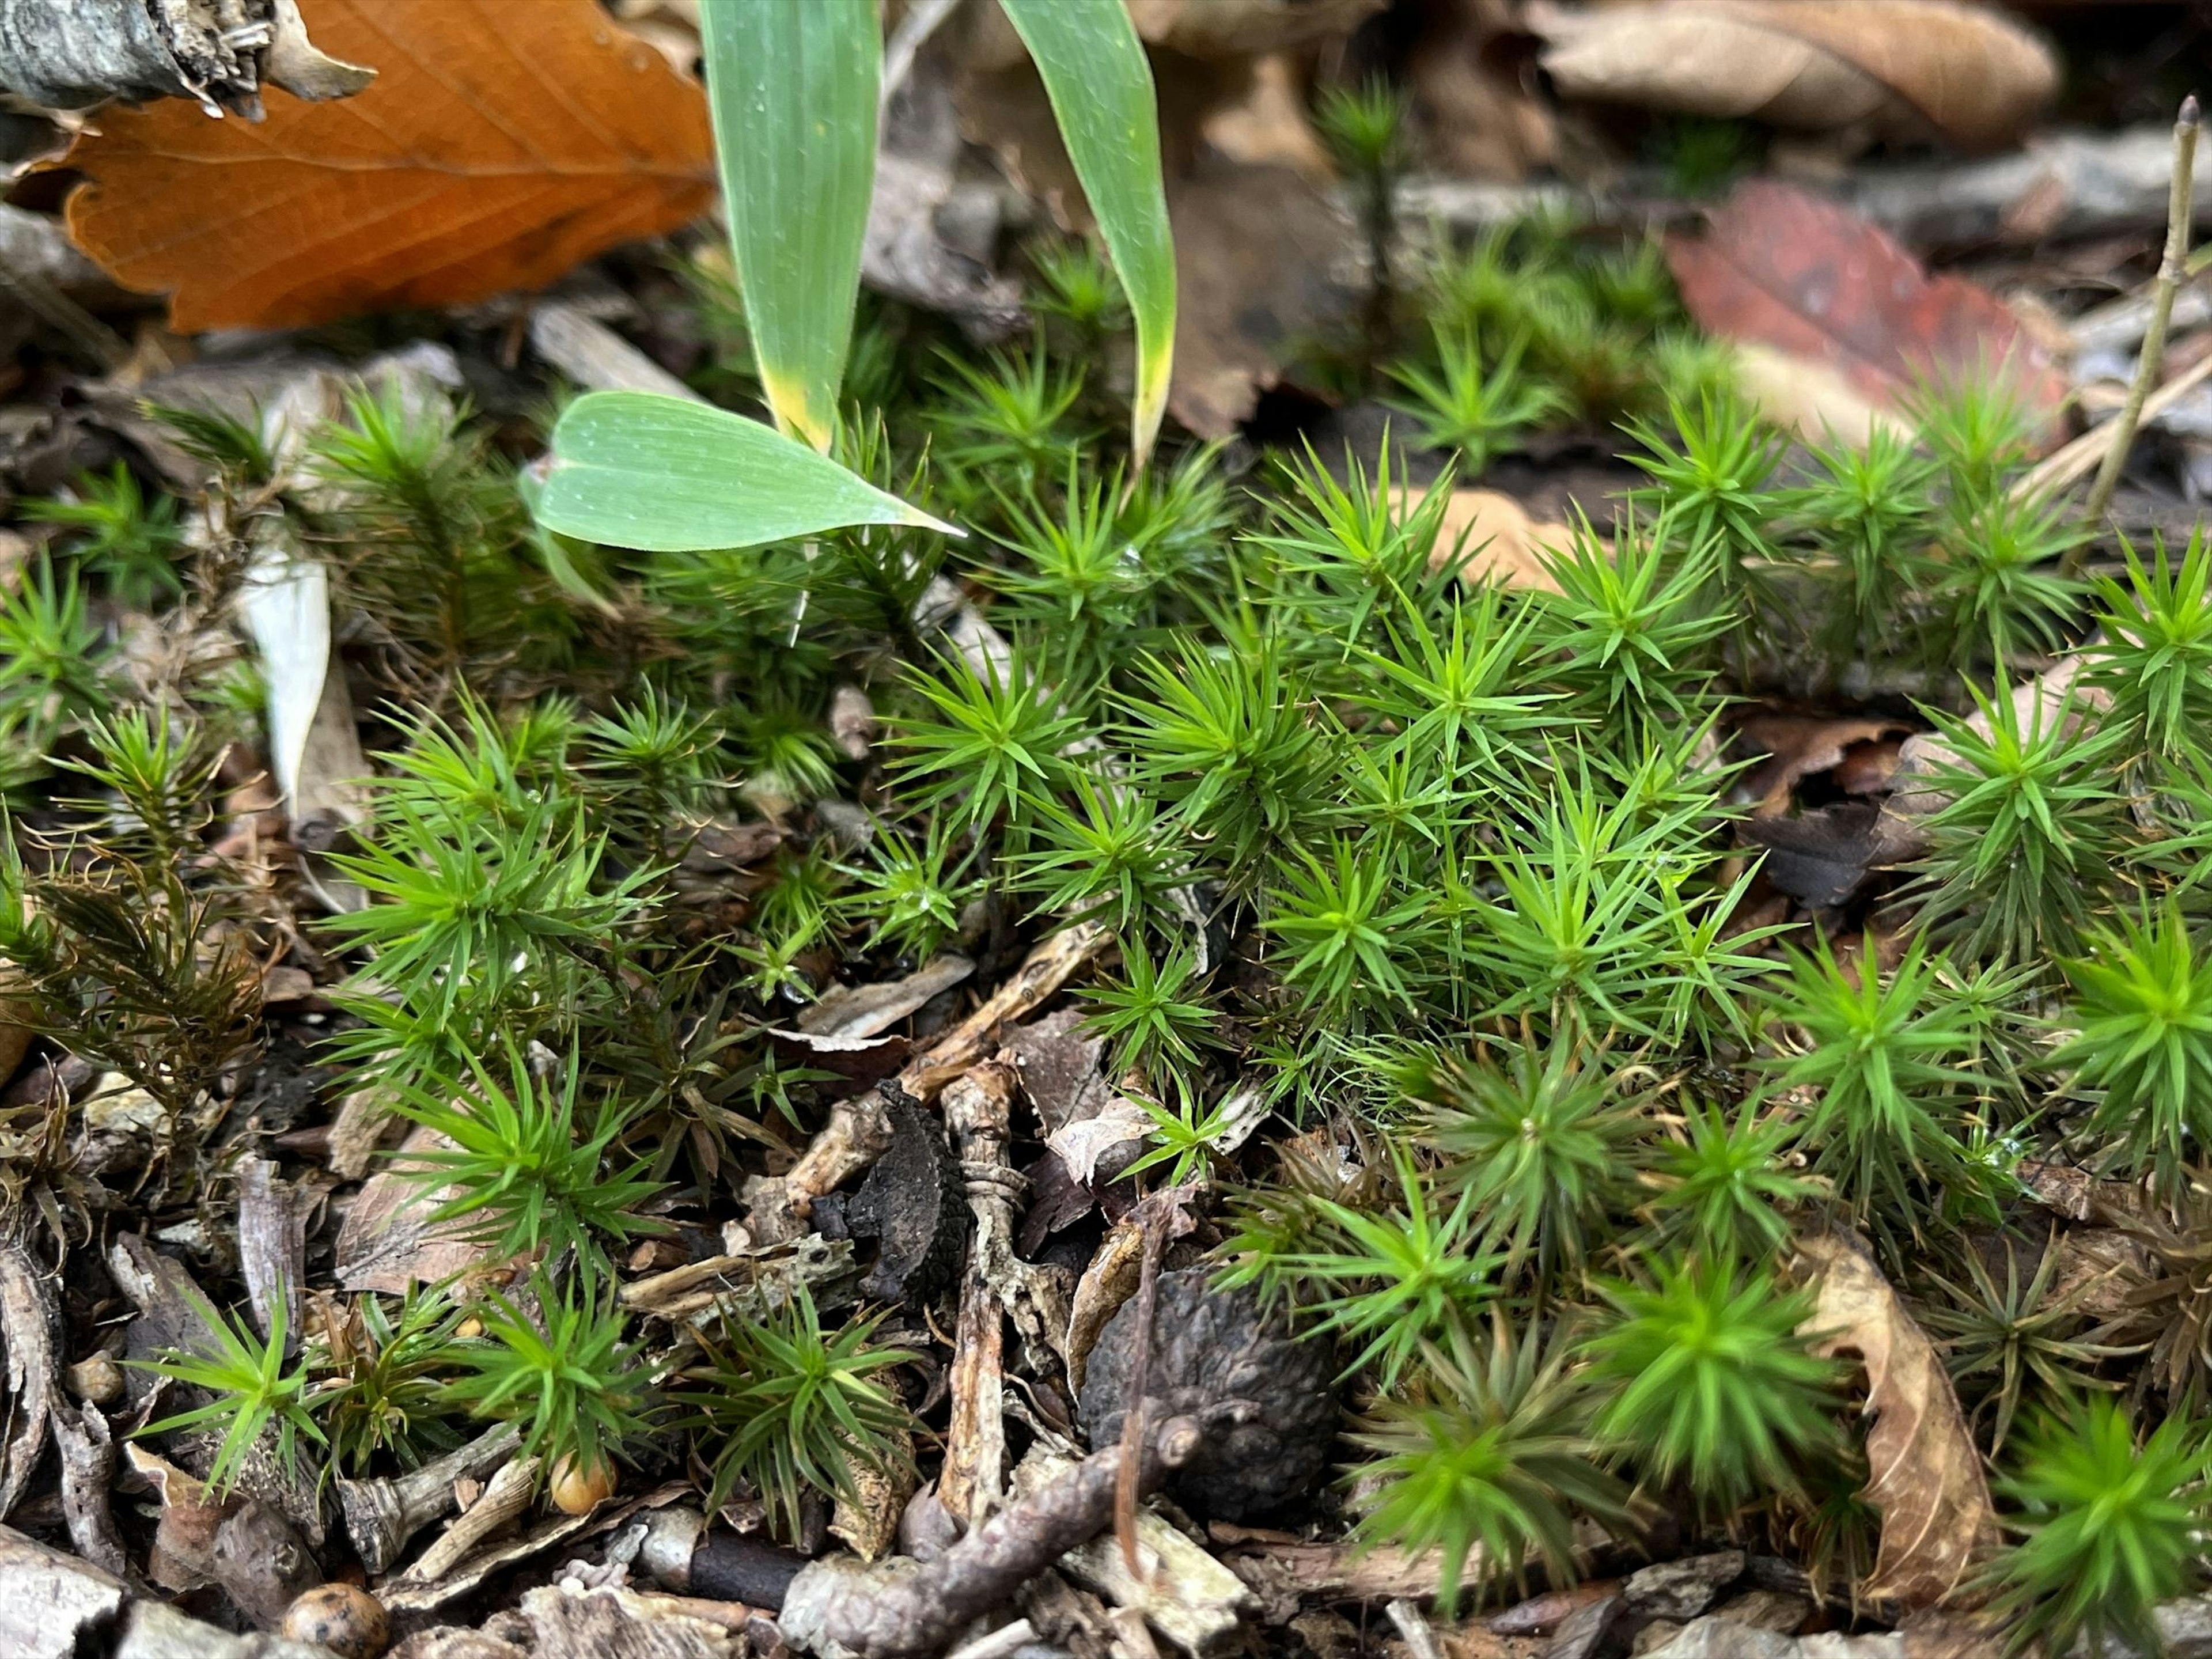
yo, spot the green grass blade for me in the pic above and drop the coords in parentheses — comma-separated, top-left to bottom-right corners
(997, 0, 1176, 469)
(698, 0, 880, 453)
(537, 392, 953, 553)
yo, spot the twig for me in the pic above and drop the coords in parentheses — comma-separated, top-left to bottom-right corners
(1386, 1600, 1446, 1659)
(782, 1414, 1206, 1659)
(881, 0, 961, 113)
(2084, 96, 2202, 530)
(2012, 347, 2212, 505)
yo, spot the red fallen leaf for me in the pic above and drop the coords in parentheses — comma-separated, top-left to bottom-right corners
(1667, 179, 2069, 445)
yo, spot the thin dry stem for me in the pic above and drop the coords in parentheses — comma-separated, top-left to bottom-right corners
(2082, 95, 2202, 531)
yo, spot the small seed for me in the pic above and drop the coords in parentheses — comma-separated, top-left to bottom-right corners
(550, 1453, 617, 1515)
(66, 1354, 123, 1405)
(281, 1583, 389, 1659)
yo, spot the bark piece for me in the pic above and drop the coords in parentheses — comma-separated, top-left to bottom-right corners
(1625, 1553, 1747, 1620)
(51, 1395, 129, 1577)
(1544, 1595, 1627, 1659)
(59, 0, 713, 331)
(237, 1157, 306, 1349)
(1794, 1231, 1999, 1609)
(336, 1422, 523, 1578)
(781, 1415, 1207, 1659)
(800, 955, 976, 1042)
(396, 1454, 541, 1588)
(515, 1580, 741, 1659)
(334, 1126, 490, 1294)
(618, 1236, 858, 1328)
(0, 1517, 128, 1659)
(897, 925, 1111, 1103)
(0, 0, 367, 113)
(0, 1237, 59, 1519)
(1019, 1447, 1253, 1658)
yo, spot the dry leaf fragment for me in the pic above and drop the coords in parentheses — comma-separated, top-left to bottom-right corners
(59, 0, 714, 331)
(1530, 1, 2058, 153)
(1426, 489, 1571, 592)
(1668, 180, 2068, 445)
(1794, 1231, 1999, 1609)
(1166, 157, 1359, 438)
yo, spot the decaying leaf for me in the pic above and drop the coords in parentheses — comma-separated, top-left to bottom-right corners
(1529, 1, 2058, 152)
(1668, 181, 2068, 445)
(59, 0, 714, 331)
(1166, 157, 1359, 439)
(1795, 1231, 1999, 1609)
(1426, 489, 1573, 593)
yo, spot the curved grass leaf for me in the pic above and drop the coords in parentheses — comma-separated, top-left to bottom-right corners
(536, 392, 952, 554)
(698, 0, 880, 453)
(997, 0, 1177, 469)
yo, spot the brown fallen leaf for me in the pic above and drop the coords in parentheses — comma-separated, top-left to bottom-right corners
(1668, 180, 2069, 446)
(1735, 714, 1911, 814)
(1529, 1, 2058, 153)
(1795, 1230, 1999, 1609)
(1166, 156, 1359, 438)
(1426, 489, 1571, 593)
(59, 0, 714, 332)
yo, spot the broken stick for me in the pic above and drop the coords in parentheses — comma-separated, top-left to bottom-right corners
(780, 1414, 1206, 1659)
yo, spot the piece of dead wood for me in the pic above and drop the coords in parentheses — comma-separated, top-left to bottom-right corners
(941, 1262, 1009, 1533)
(1017, 1442, 1253, 1658)
(337, 1421, 524, 1577)
(902, 925, 1113, 1101)
(0, 1237, 59, 1520)
(781, 1413, 1207, 1659)
(1211, 1535, 1453, 1605)
(50, 1395, 128, 1577)
(1065, 1221, 1147, 1399)
(1794, 1230, 1999, 1608)
(514, 1578, 743, 1659)
(1397, 123, 2212, 253)
(833, 1423, 918, 1565)
(762, 926, 1116, 1237)
(799, 954, 976, 1041)
(406, 1453, 540, 1584)
(237, 1157, 306, 1349)
(0, 0, 370, 113)
(130, 1444, 234, 1592)
(0, 1517, 130, 1659)
(941, 1057, 1071, 1528)
(619, 1236, 858, 1328)
(2014, 347, 2212, 503)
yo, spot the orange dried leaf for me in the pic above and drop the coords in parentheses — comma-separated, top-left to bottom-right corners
(60, 0, 714, 332)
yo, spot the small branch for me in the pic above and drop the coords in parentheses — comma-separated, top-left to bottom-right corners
(782, 1415, 1206, 1659)
(2084, 95, 2202, 529)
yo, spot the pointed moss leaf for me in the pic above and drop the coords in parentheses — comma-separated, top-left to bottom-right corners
(997, 0, 1176, 469)
(699, 0, 880, 453)
(536, 392, 951, 554)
